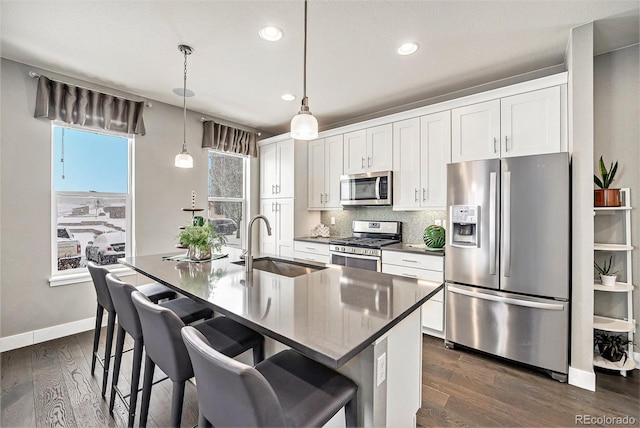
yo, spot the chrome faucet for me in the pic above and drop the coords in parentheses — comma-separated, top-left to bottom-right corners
(246, 214, 272, 272)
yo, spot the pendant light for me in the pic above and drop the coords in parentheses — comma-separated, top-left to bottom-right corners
(290, 0, 318, 140)
(175, 44, 194, 168)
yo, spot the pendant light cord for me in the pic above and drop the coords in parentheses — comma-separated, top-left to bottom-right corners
(303, 0, 307, 102)
(182, 48, 188, 151)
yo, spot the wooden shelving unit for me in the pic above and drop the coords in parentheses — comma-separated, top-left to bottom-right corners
(593, 188, 636, 376)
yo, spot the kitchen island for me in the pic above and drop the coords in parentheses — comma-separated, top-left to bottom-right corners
(121, 253, 442, 427)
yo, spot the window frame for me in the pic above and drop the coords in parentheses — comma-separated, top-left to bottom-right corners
(49, 122, 135, 285)
(207, 150, 248, 249)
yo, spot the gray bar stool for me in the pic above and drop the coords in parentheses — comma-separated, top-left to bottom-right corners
(181, 326, 358, 428)
(87, 261, 177, 397)
(131, 290, 264, 428)
(105, 273, 214, 427)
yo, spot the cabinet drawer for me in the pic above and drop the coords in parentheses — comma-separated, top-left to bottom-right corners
(293, 251, 329, 264)
(381, 264, 444, 282)
(293, 241, 330, 256)
(382, 251, 443, 271)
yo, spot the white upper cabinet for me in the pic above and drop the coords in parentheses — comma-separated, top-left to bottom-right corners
(451, 100, 501, 162)
(260, 139, 294, 198)
(420, 112, 451, 208)
(452, 86, 562, 163)
(393, 111, 451, 210)
(500, 86, 561, 158)
(343, 124, 392, 174)
(308, 135, 344, 210)
(307, 138, 326, 209)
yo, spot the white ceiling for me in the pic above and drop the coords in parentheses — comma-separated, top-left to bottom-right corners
(1, 1, 638, 137)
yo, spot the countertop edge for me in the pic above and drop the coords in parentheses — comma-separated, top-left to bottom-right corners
(383, 243, 445, 256)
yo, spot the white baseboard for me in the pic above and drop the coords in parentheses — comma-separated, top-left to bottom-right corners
(568, 365, 596, 391)
(0, 316, 103, 353)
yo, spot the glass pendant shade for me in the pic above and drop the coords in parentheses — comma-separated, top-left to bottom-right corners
(174, 150, 193, 168)
(290, 111, 318, 140)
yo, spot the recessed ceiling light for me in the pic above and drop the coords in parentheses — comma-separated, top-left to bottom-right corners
(259, 26, 284, 41)
(173, 88, 195, 97)
(281, 93, 296, 101)
(397, 42, 419, 56)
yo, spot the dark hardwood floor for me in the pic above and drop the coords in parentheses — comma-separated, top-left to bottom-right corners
(2, 330, 638, 427)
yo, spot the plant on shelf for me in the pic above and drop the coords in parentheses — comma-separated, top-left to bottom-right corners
(594, 156, 621, 207)
(178, 224, 226, 260)
(594, 330, 633, 364)
(594, 255, 618, 286)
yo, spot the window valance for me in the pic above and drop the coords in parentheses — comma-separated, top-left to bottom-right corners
(34, 76, 146, 135)
(202, 121, 257, 157)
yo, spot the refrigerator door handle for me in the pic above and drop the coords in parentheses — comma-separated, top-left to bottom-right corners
(447, 285, 565, 311)
(489, 171, 497, 275)
(503, 171, 511, 277)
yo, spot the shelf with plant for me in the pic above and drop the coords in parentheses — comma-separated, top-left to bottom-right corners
(593, 330, 636, 372)
(594, 156, 622, 207)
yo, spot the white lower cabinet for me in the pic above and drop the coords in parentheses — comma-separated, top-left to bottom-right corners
(293, 240, 330, 264)
(259, 198, 294, 258)
(382, 250, 444, 337)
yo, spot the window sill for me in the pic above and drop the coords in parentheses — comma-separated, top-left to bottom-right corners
(49, 265, 136, 287)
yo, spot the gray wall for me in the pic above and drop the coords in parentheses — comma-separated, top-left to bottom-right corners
(593, 45, 639, 353)
(0, 58, 214, 338)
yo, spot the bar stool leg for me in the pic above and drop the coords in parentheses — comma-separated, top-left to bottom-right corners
(109, 325, 126, 412)
(253, 341, 265, 363)
(170, 380, 186, 428)
(127, 339, 144, 428)
(101, 310, 116, 397)
(345, 397, 358, 427)
(139, 355, 155, 428)
(91, 304, 104, 375)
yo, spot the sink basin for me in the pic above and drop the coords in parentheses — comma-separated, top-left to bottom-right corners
(233, 257, 327, 278)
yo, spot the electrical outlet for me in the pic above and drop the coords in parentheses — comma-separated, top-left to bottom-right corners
(435, 219, 442, 226)
(330, 217, 336, 225)
(376, 352, 386, 386)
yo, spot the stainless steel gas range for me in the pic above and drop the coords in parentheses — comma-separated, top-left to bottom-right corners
(329, 220, 402, 271)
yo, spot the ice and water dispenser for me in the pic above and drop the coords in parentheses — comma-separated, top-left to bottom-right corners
(450, 205, 480, 248)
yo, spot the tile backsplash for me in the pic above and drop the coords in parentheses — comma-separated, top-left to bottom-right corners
(319, 208, 446, 244)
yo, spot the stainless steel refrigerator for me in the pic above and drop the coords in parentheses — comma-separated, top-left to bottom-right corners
(445, 152, 570, 381)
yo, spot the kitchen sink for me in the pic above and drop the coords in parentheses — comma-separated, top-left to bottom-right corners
(233, 257, 327, 278)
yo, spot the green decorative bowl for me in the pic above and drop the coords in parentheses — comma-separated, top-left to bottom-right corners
(423, 225, 446, 249)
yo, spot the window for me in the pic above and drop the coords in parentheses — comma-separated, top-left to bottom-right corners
(52, 125, 132, 274)
(208, 151, 246, 248)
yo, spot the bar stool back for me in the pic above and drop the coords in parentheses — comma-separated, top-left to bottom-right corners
(87, 261, 177, 397)
(131, 291, 264, 428)
(181, 326, 358, 428)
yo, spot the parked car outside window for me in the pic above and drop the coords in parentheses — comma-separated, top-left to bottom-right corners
(209, 218, 237, 235)
(85, 231, 126, 265)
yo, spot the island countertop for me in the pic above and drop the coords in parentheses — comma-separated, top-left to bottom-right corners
(120, 253, 442, 369)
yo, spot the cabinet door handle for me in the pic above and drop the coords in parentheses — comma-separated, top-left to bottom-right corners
(271, 202, 275, 212)
(493, 137, 498, 153)
(276, 184, 280, 194)
(272, 184, 275, 194)
(415, 188, 418, 202)
(321, 193, 325, 203)
(504, 136, 509, 152)
(275, 202, 279, 212)
(402, 259, 418, 263)
(402, 273, 418, 278)
(324, 193, 328, 204)
(305, 246, 317, 251)
(361, 157, 365, 168)
(368, 156, 372, 167)
(422, 188, 427, 202)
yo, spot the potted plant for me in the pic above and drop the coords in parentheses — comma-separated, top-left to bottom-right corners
(594, 255, 618, 286)
(178, 224, 226, 261)
(594, 156, 621, 207)
(594, 330, 633, 364)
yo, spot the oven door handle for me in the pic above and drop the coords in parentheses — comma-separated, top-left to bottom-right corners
(330, 251, 380, 261)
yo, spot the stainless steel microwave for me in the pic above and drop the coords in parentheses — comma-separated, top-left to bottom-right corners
(340, 171, 392, 206)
